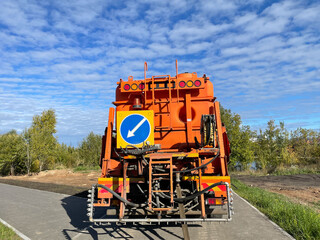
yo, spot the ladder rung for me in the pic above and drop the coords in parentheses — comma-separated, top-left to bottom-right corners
(151, 79, 169, 83)
(155, 126, 171, 129)
(152, 208, 171, 211)
(152, 190, 170, 193)
(151, 161, 171, 164)
(153, 75, 170, 78)
(155, 112, 170, 115)
(152, 173, 169, 176)
(149, 153, 173, 159)
(155, 100, 169, 103)
(153, 178, 170, 181)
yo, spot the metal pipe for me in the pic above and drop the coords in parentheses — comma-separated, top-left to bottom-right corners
(91, 218, 232, 223)
(225, 182, 232, 219)
(176, 173, 190, 240)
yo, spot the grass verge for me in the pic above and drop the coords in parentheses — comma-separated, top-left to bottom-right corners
(230, 164, 320, 176)
(0, 222, 21, 240)
(271, 167, 320, 176)
(232, 178, 320, 240)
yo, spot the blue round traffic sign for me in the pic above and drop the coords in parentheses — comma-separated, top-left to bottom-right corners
(120, 114, 151, 145)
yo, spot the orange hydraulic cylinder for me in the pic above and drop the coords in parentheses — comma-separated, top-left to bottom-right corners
(214, 101, 226, 176)
(185, 92, 193, 144)
(101, 107, 115, 177)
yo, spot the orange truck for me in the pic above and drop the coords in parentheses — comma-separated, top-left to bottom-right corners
(87, 61, 233, 223)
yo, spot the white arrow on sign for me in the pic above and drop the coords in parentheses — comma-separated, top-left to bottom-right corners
(127, 117, 147, 138)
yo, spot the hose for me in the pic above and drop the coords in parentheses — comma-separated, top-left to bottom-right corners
(96, 181, 224, 205)
(95, 184, 147, 208)
(121, 144, 161, 156)
(173, 148, 220, 174)
(160, 181, 225, 203)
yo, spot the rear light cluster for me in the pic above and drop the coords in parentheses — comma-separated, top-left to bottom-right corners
(205, 198, 224, 205)
(123, 83, 145, 91)
(123, 79, 202, 91)
(178, 79, 202, 88)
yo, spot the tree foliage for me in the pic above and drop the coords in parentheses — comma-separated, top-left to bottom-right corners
(220, 105, 255, 170)
(0, 107, 319, 176)
(29, 109, 57, 171)
(255, 121, 291, 172)
(290, 128, 319, 165)
(0, 109, 102, 176)
(220, 106, 319, 173)
(0, 130, 25, 175)
(78, 132, 102, 167)
(55, 143, 80, 168)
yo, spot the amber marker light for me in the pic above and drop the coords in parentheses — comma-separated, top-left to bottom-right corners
(124, 84, 130, 91)
(131, 83, 138, 90)
(187, 80, 193, 87)
(179, 81, 186, 88)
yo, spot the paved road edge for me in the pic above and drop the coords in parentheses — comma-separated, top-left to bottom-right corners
(0, 217, 31, 240)
(233, 191, 295, 240)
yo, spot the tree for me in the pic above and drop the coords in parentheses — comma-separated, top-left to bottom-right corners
(55, 143, 80, 168)
(0, 130, 25, 175)
(290, 128, 319, 166)
(22, 128, 33, 175)
(220, 105, 255, 170)
(30, 109, 57, 171)
(255, 120, 292, 172)
(78, 132, 102, 167)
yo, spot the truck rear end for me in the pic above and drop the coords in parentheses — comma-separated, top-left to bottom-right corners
(87, 61, 233, 223)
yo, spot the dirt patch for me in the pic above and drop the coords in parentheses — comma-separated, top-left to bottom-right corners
(0, 169, 101, 198)
(1, 169, 100, 188)
(0, 179, 89, 197)
(233, 174, 320, 210)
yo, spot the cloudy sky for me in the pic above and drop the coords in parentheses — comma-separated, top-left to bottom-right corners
(0, 0, 319, 145)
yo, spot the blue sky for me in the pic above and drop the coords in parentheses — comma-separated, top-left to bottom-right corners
(0, 0, 319, 145)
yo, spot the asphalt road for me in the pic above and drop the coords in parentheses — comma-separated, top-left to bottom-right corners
(0, 183, 294, 240)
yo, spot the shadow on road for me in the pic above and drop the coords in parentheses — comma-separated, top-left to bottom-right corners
(61, 191, 200, 240)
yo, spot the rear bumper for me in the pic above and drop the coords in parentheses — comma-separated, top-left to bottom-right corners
(87, 182, 234, 223)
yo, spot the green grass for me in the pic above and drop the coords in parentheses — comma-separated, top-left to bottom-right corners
(73, 165, 100, 172)
(271, 167, 320, 176)
(0, 222, 21, 240)
(230, 165, 320, 176)
(232, 178, 320, 240)
(311, 201, 320, 211)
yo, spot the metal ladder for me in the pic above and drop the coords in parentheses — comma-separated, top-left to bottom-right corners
(150, 75, 174, 130)
(148, 153, 173, 211)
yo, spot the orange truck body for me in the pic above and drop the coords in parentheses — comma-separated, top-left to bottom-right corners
(88, 61, 233, 223)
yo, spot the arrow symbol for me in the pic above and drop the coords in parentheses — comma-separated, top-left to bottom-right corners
(127, 117, 147, 138)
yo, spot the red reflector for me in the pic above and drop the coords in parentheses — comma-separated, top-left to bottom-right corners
(194, 80, 201, 87)
(179, 81, 186, 88)
(124, 84, 130, 91)
(139, 83, 145, 90)
(207, 198, 216, 205)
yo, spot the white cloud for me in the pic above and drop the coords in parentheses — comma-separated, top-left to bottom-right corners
(0, 0, 319, 144)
